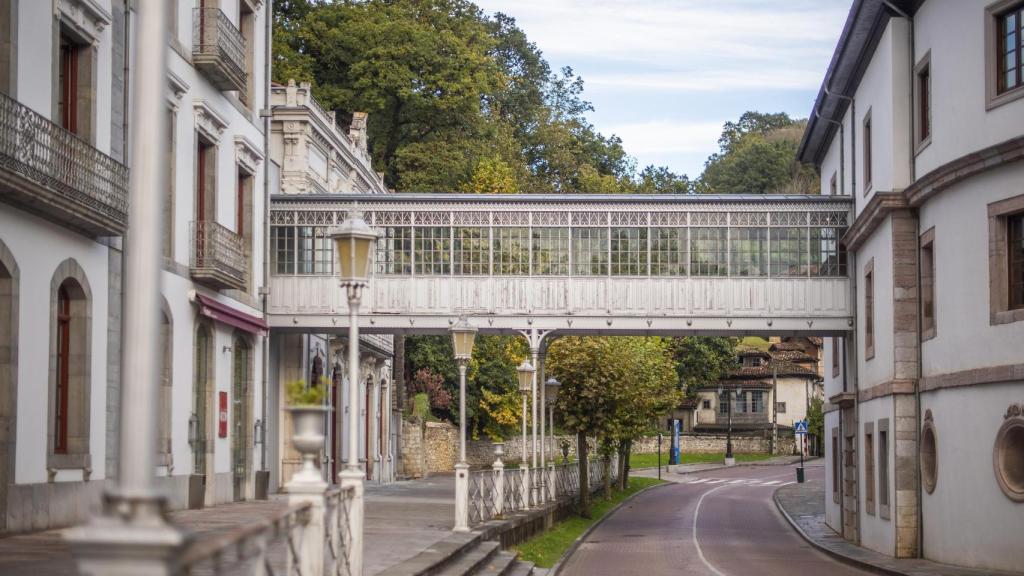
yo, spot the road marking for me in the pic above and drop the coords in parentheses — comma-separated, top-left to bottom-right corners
(779, 481, 796, 486)
(687, 478, 710, 484)
(692, 484, 731, 576)
(760, 480, 781, 486)
(728, 479, 745, 484)
(705, 479, 727, 484)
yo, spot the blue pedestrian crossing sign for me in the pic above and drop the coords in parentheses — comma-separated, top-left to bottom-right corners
(794, 420, 809, 434)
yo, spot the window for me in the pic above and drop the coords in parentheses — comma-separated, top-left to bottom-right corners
(164, 109, 177, 259)
(921, 228, 936, 339)
(55, 286, 70, 454)
(494, 227, 529, 275)
(610, 228, 647, 275)
(830, 172, 837, 196)
(270, 226, 296, 274)
(776, 402, 787, 414)
(56, 28, 95, 142)
(414, 227, 451, 275)
(729, 228, 767, 276)
(915, 55, 932, 148)
(718, 391, 729, 415)
(196, 138, 216, 223)
(572, 228, 608, 275)
(702, 399, 711, 410)
(742, 355, 763, 368)
(832, 428, 840, 503)
(239, 0, 256, 106)
(237, 168, 254, 288)
(865, 259, 875, 359)
(453, 227, 489, 275)
(997, 5, 1023, 95)
(832, 337, 840, 377)
(750, 390, 764, 413)
(58, 34, 81, 134)
(296, 227, 332, 275)
(770, 227, 808, 276)
(376, 227, 412, 275)
(690, 228, 727, 276)
(532, 228, 570, 275)
(193, 324, 212, 475)
(878, 422, 890, 518)
(650, 228, 686, 275)
(862, 111, 872, 193)
(1010, 212, 1024, 310)
(865, 427, 875, 514)
(811, 227, 847, 276)
(987, 195, 1024, 324)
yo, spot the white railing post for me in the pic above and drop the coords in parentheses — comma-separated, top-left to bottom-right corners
(549, 464, 556, 501)
(286, 470, 326, 576)
(493, 443, 505, 516)
(522, 466, 531, 510)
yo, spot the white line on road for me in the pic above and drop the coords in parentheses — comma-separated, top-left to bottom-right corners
(760, 480, 781, 486)
(693, 484, 731, 576)
(779, 481, 796, 486)
(728, 479, 745, 484)
(687, 478, 710, 484)
(705, 479, 726, 484)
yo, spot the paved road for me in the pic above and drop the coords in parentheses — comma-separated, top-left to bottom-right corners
(560, 464, 874, 576)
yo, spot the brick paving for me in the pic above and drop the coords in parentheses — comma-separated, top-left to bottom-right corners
(774, 478, 1023, 576)
(0, 476, 457, 576)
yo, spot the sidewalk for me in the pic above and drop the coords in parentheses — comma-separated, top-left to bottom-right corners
(0, 476, 458, 576)
(774, 477, 1022, 576)
(633, 453, 810, 482)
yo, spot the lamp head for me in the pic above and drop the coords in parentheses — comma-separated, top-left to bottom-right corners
(330, 210, 379, 284)
(449, 317, 478, 361)
(516, 360, 535, 394)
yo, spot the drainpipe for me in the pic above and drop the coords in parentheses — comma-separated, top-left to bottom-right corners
(259, 1, 272, 476)
(882, 1, 924, 558)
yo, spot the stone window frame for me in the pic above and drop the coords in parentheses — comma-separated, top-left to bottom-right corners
(920, 227, 937, 341)
(192, 319, 215, 478)
(0, 238, 19, 530)
(702, 399, 711, 410)
(988, 193, 1024, 325)
(877, 418, 891, 520)
(993, 406, 1024, 502)
(864, 421, 875, 516)
(157, 298, 173, 469)
(913, 50, 932, 155)
(230, 331, 255, 501)
(862, 108, 873, 196)
(921, 410, 938, 495)
(776, 401, 786, 414)
(832, 337, 841, 377)
(47, 258, 92, 476)
(0, 0, 18, 96)
(985, 0, 1024, 111)
(864, 258, 875, 360)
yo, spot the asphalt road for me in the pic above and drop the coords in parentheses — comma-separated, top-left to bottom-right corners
(559, 463, 873, 576)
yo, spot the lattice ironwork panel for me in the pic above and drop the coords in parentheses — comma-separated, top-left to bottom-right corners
(414, 211, 451, 226)
(296, 210, 335, 226)
(771, 211, 809, 226)
(650, 212, 687, 226)
(572, 212, 608, 226)
(375, 211, 412, 226)
(810, 211, 850, 226)
(493, 211, 529, 226)
(270, 210, 296, 225)
(691, 211, 727, 226)
(610, 211, 649, 226)
(453, 211, 490, 226)
(532, 211, 570, 226)
(730, 212, 769, 226)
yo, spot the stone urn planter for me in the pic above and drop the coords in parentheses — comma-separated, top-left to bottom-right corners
(287, 405, 331, 486)
(492, 442, 505, 467)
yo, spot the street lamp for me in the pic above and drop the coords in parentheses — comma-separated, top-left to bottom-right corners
(545, 377, 561, 500)
(330, 209, 379, 573)
(450, 317, 477, 532)
(718, 385, 742, 466)
(517, 361, 535, 506)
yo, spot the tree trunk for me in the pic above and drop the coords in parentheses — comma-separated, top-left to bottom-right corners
(603, 455, 612, 500)
(577, 430, 590, 518)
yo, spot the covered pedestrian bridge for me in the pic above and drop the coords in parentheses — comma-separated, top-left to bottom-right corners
(267, 194, 853, 336)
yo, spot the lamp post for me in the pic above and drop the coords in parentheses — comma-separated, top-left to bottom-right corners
(545, 377, 560, 500)
(450, 317, 477, 532)
(330, 210, 379, 574)
(720, 383, 737, 463)
(517, 361, 535, 507)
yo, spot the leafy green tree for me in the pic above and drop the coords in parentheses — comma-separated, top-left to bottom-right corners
(695, 111, 817, 195)
(807, 395, 824, 455)
(467, 156, 518, 193)
(635, 165, 691, 194)
(670, 337, 739, 397)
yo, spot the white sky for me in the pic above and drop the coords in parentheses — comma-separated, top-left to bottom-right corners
(473, 0, 851, 178)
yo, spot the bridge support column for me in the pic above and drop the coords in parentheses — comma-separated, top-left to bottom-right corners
(538, 350, 546, 504)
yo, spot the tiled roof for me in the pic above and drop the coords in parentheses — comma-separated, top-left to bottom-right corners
(769, 350, 817, 363)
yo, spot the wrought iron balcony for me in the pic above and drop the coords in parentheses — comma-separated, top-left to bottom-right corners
(0, 91, 128, 236)
(190, 220, 248, 291)
(192, 8, 247, 94)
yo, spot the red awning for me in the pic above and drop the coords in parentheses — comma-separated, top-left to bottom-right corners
(193, 293, 268, 336)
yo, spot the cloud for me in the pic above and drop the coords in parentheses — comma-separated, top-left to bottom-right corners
(604, 119, 725, 156)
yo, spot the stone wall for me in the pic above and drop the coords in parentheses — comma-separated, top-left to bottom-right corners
(424, 421, 458, 473)
(400, 417, 426, 479)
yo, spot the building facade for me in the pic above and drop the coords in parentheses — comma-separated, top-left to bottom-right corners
(801, 1, 1024, 571)
(266, 80, 396, 490)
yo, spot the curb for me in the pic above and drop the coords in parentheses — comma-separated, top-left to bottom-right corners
(546, 481, 672, 576)
(771, 488, 903, 576)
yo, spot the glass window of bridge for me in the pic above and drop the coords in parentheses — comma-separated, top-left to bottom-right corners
(494, 227, 529, 275)
(811, 227, 847, 276)
(454, 227, 489, 275)
(415, 227, 451, 275)
(572, 228, 608, 275)
(610, 228, 647, 276)
(650, 228, 686, 276)
(297, 226, 333, 275)
(270, 226, 295, 274)
(690, 228, 727, 276)
(376, 227, 412, 275)
(729, 228, 768, 276)
(770, 228, 809, 276)
(532, 228, 570, 275)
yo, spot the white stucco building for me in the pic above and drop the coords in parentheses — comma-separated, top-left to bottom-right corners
(266, 80, 396, 489)
(801, 1, 1024, 571)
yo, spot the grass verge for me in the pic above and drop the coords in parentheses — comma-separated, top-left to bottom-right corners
(514, 476, 664, 568)
(628, 451, 773, 469)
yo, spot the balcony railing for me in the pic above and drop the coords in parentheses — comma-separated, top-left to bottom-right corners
(190, 220, 248, 291)
(0, 91, 128, 236)
(192, 7, 247, 93)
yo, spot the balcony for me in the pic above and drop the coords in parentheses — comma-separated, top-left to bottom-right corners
(192, 8, 247, 94)
(0, 91, 128, 236)
(190, 220, 248, 291)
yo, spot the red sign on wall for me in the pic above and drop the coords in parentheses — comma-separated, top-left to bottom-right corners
(218, 391, 228, 438)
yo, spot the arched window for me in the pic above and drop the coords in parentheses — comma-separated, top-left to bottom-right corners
(48, 259, 91, 472)
(192, 323, 212, 475)
(231, 334, 251, 501)
(0, 239, 19, 532)
(157, 305, 173, 468)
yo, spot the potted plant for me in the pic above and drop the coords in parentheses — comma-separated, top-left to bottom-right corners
(286, 379, 329, 485)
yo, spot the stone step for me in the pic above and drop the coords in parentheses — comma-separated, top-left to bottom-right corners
(505, 560, 537, 576)
(473, 551, 517, 575)
(435, 540, 501, 576)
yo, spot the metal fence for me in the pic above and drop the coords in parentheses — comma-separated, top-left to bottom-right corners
(325, 485, 356, 576)
(467, 469, 498, 525)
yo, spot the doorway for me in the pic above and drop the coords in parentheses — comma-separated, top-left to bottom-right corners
(232, 336, 251, 501)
